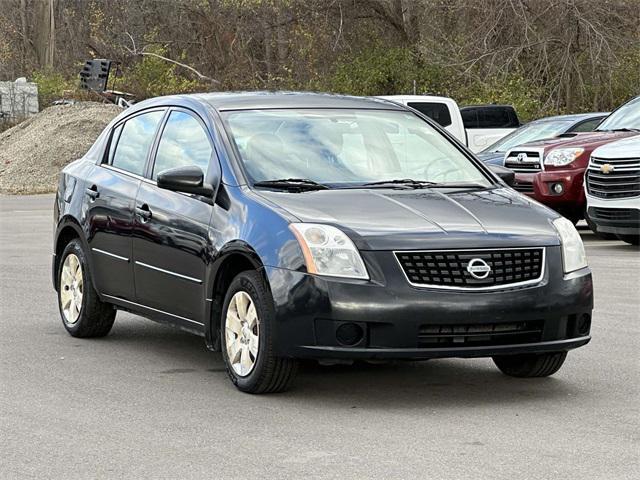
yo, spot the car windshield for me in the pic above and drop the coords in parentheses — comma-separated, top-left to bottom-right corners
(596, 96, 640, 131)
(483, 119, 573, 153)
(222, 109, 492, 188)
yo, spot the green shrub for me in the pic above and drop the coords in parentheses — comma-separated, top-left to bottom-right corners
(31, 69, 76, 107)
(454, 74, 553, 122)
(118, 46, 205, 99)
(326, 46, 445, 97)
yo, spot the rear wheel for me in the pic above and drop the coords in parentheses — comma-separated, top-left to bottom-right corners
(493, 352, 567, 377)
(57, 239, 115, 337)
(221, 270, 298, 393)
(617, 234, 640, 246)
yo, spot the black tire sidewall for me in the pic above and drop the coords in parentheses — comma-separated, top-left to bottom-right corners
(220, 271, 273, 391)
(57, 239, 90, 335)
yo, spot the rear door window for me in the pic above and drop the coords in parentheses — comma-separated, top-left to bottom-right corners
(461, 108, 479, 128)
(110, 110, 165, 176)
(462, 107, 519, 128)
(407, 102, 452, 127)
(571, 117, 603, 132)
(151, 110, 213, 179)
(478, 108, 512, 128)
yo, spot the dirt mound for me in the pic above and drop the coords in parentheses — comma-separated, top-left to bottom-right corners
(0, 102, 122, 194)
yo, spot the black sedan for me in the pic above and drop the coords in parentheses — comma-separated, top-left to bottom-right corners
(53, 92, 593, 393)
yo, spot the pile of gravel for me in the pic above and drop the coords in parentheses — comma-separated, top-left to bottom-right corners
(0, 102, 122, 194)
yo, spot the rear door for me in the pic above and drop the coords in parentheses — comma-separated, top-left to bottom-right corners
(131, 108, 217, 326)
(86, 109, 165, 299)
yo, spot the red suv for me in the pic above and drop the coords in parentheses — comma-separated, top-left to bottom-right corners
(503, 96, 640, 224)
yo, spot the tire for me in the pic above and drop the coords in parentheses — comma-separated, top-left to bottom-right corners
(493, 351, 567, 378)
(584, 213, 616, 240)
(617, 234, 640, 246)
(57, 239, 115, 338)
(564, 213, 581, 225)
(220, 270, 298, 393)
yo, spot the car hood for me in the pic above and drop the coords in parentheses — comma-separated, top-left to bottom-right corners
(256, 187, 561, 250)
(519, 131, 638, 151)
(591, 135, 640, 158)
(476, 151, 505, 165)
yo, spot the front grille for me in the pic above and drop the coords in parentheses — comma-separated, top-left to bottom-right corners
(512, 179, 534, 193)
(505, 150, 542, 172)
(589, 207, 640, 222)
(395, 248, 544, 289)
(418, 320, 544, 347)
(586, 156, 640, 199)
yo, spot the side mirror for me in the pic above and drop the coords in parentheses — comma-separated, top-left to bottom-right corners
(488, 164, 515, 187)
(157, 166, 214, 197)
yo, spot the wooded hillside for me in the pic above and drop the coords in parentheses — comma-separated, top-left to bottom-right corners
(1, 0, 638, 120)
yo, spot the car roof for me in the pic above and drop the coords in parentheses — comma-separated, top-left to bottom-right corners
(192, 91, 404, 111)
(460, 104, 515, 110)
(531, 112, 609, 123)
(378, 94, 456, 103)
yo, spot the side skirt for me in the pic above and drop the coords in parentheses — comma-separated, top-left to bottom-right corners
(102, 294, 206, 338)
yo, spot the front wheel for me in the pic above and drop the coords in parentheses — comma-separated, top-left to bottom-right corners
(57, 239, 115, 337)
(221, 270, 298, 393)
(493, 352, 567, 377)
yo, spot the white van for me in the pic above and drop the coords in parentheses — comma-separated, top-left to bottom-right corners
(379, 95, 520, 153)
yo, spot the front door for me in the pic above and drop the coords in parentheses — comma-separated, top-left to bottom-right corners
(132, 109, 216, 326)
(86, 109, 165, 300)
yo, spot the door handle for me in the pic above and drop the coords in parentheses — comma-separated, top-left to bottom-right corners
(85, 185, 99, 200)
(135, 204, 152, 221)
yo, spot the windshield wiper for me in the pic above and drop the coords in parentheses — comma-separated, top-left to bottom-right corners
(598, 128, 640, 133)
(361, 179, 439, 188)
(351, 179, 487, 189)
(252, 178, 329, 192)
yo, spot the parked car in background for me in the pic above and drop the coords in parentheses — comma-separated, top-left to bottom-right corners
(459, 105, 521, 152)
(585, 135, 640, 245)
(502, 95, 640, 224)
(477, 113, 608, 165)
(379, 95, 520, 153)
(52, 92, 592, 394)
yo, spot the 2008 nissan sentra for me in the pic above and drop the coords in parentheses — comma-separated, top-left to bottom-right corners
(52, 92, 593, 393)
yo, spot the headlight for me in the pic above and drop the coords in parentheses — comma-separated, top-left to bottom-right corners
(544, 148, 584, 167)
(553, 217, 587, 273)
(290, 223, 369, 279)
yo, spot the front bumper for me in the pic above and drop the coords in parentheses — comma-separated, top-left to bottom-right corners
(586, 195, 640, 235)
(265, 246, 593, 360)
(517, 168, 586, 211)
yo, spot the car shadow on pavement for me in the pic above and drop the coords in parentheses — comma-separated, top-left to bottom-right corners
(286, 359, 581, 409)
(93, 315, 583, 409)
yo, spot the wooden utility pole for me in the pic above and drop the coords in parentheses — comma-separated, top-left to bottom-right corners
(34, 0, 56, 68)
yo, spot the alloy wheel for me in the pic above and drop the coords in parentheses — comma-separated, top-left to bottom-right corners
(60, 253, 83, 324)
(225, 291, 260, 377)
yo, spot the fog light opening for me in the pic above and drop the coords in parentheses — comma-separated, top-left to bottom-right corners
(335, 322, 364, 346)
(578, 314, 591, 335)
(552, 182, 564, 194)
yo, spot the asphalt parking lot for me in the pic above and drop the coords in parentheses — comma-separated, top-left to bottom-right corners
(1, 194, 638, 480)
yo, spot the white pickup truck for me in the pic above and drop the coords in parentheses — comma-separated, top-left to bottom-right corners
(379, 95, 520, 153)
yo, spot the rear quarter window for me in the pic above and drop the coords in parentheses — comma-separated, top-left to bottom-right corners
(110, 110, 165, 176)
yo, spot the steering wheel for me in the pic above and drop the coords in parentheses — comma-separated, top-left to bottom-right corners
(412, 157, 459, 183)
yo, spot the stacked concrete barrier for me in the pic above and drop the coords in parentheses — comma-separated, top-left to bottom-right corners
(0, 78, 39, 122)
